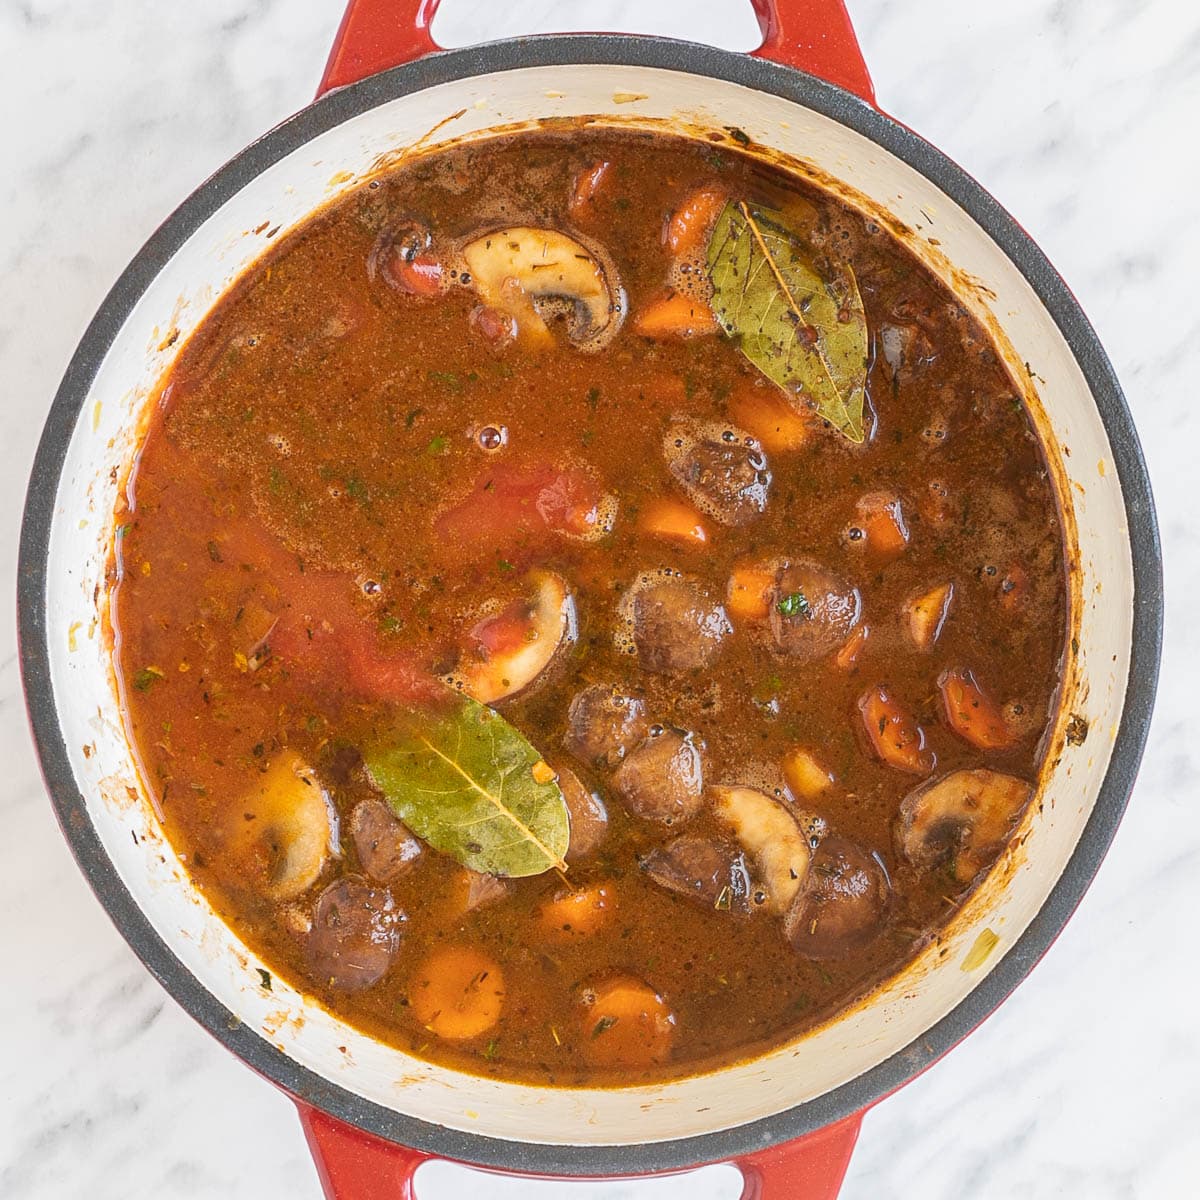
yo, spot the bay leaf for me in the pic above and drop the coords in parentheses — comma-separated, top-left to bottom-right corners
(707, 201, 868, 443)
(364, 692, 569, 878)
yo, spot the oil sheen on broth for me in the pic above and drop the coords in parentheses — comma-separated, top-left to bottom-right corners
(110, 129, 1068, 1085)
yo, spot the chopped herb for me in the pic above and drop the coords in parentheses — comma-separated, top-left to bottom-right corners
(581, 428, 594, 447)
(586, 386, 601, 409)
(776, 591, 811, 618)
(256, 968, 272, 991)
(483, 1038, 499, 1060)
(115, 523, 130, 539)
(497, 559, 514, 573)
(405, 406, 425, 428)
(714, 885, 732, 912)
(426, 435, 448, 456)
(132, 666, 164, 692)
(344, 476, 369, 502)
(591, 1015, 619, 1038)
(725, 125, 751, 146)
(269, 466, 285, 495)
(427, 370, 461, 392)
(614, 197, 630, 211)
(206, 540, 223, 563)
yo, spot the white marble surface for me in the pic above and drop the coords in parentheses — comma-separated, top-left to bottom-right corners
(1, 0, 1195, 1196)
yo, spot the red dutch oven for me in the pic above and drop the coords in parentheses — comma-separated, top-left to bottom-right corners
(19, 1, 1163, 1197)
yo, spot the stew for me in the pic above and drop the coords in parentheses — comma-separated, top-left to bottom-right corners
(110, 126, 1068, 1085)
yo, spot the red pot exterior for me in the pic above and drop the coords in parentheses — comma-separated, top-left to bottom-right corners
(300, 1102, 863, 1199)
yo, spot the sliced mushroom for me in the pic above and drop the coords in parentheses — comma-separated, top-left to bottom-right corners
(231, 753, 336, 900)
(711, 785, 811, 915)
(558, 764, 609, 863)
(307, 876, 402, 992)
(784, 837, 891, 959)
(563, 682, 649, 768)
(459, 227, 623, 349)
(612, 728, 705, 824)
(897, 768, 1032, 883)
(348, 798, 422, 884)
(663, 419, 771, 525)
(445, 570, 577, 703)
(641, 835, 752, 913)
(619, 570, 731, 675)
(768, 559, 862, 662)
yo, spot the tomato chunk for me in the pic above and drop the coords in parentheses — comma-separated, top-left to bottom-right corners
(269, 571, 434, 704)
(206, 514, 435, 704)
(938, 667, 1015, 750)
(858, 685, 935, 775)
(434, 462, 614, 561)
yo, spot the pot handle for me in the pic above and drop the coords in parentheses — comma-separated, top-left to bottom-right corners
(299, 1102, 862, 1198)
(318, 0, 874, 103)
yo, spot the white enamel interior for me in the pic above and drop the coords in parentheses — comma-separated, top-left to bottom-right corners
(45, 63, 1132, 1145)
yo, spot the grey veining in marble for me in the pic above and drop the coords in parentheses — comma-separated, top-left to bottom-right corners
(1, 1, 1195, 1197)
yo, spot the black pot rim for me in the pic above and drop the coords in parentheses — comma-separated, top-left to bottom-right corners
(18, 32, 1163, 1178)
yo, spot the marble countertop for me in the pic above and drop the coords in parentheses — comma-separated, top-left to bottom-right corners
(1, 1, 1195, 1196)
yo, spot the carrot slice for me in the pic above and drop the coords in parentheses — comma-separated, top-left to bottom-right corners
(938, 667, 1015, 750)
(835, 623, 871, 670)
(638, 498, 708, 546)
(580, 976, 676, 1069)
(538, 883, 616, 940)
(858, 685, 935, 775)
(569, 160, 611, 219)
(854, 492, 910, 558)
(727, 562, 775, 621)
(905, 583, 954, 652)
(633, 290, 719, 339)
(666, 186, 727, 257)
(727, 384, 816, 452)
(782, 747, 835, 801)
(409, 946, 505, 1041)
